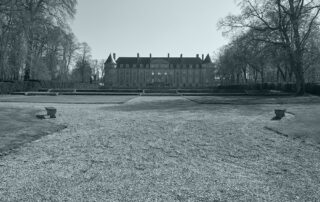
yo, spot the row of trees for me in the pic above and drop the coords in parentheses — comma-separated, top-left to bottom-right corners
(217, 0, 320, 95)
(0, 0, 104, 83)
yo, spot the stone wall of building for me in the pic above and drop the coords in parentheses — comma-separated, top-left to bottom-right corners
(104, 54, 216, 89)
(105, 67, 215, 89)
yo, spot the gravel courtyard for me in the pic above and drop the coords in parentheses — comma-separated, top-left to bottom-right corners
(0, 96, 320, 201)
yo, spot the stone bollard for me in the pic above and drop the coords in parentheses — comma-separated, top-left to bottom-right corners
(273, 109, 286, 120)
(45, 107, 57, 118)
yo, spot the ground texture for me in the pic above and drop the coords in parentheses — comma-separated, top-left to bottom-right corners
(0, 96, 320, 201)
(0, 106, 66, 155)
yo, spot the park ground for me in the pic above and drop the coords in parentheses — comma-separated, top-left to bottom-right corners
(0, 95, 320, 201)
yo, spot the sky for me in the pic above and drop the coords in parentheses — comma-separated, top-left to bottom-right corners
(70, 0, 240, 60)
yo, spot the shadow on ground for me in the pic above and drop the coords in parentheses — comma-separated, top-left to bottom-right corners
(264, 103, 320, 144)
(187, 95, 320, 105)
(0, 107, 67, 156)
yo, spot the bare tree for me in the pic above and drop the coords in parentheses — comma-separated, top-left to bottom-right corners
(72, 42, 92, 83)
(20, 0, 77, 80)
(219, 0, 320, 95)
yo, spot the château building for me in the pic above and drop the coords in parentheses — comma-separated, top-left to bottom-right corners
(104, 53, 216, 88)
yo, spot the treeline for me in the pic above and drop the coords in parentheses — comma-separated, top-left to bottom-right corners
(217, 0, 320, 95)
(0, 0, 104, 83)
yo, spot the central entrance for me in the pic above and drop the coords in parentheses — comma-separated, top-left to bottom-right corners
(146, 71, 170, 88)
(147, 59, 171, 88)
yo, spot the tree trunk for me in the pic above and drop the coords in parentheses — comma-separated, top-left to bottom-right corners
(289, 50, 305, 95)
(294, 63, 305, 95)
(260, 69, 264, 84)
(242, 68, 247, 84)
(254, 70, 258, 83)
(24, 38, 33, 81)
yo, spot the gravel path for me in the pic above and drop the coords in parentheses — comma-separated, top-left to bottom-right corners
(0, 97, 319, 201)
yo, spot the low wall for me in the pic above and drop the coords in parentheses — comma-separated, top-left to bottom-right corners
(39, 81, 99, 90)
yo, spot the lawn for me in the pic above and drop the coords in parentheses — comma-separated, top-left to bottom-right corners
(0, 107, 66, 155)
(264, 103, 320, 144)
(0, 96, 319, 201)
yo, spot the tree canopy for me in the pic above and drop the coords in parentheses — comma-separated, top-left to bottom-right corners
(219, 0, 320, 94)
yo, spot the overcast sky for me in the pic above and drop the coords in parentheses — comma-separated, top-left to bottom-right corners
(70, 0, 240, 60)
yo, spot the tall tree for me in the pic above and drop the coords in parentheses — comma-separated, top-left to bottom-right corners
(220, 0, 320, 95)
(20, 0, 77, 80)
(72, 42, 92, 83)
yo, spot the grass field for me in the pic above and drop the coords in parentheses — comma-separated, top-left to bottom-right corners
(0, 95, 319, 201)
(0, 106, 66, 155)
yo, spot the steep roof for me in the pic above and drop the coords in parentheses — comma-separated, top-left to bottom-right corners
(105, 54, 116, 64)
(203, 54, 212, 64)
(116, 57, 204, 65)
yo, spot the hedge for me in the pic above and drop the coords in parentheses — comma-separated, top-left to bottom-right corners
(1, 81, 320, 96)
(216, 83, 320, 95)
(0, 81, 99, 94)
(0, 81, 41, 94)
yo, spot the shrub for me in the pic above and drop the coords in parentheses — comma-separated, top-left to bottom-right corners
(306, 83, 320, 95)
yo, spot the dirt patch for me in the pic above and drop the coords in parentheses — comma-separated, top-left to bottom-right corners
(0, 107, 67, 156)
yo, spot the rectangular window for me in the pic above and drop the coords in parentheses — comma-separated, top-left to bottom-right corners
(120, 64, 124, 68)
(126, 64, 129, 68)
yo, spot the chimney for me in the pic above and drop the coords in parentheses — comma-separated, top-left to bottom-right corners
(196, 54, 199, 58)
(180, 54, 183, 59)
(168, 53, 170, 58)
(202, 54, 204, 61)
(113, 53, 116, 60)
(149, 53, 152, 59)
(137, 53, 140, 59)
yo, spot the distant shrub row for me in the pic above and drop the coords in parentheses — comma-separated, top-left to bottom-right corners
(305, 83, 320, 95)
(0, 80, 99, 94)
(1, 81, 320, 95)
(0, 81, 40, 94)
(216, 83, 320, 95)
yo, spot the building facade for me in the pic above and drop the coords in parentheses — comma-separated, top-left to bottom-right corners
(104, 53, 215, 88)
